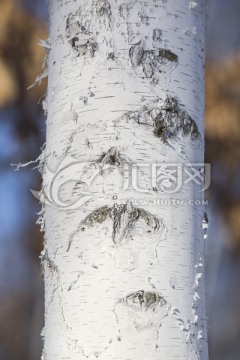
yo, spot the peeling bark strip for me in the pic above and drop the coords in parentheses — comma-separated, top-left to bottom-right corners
(125, 96, 200, 143)
(44, 1, 208, 359)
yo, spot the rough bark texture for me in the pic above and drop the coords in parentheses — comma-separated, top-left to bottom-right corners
(42, 0, 208, 359)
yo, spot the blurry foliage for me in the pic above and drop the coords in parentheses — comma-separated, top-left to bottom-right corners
(206, 55, 240, 253)
(206, 55, 240, 163)
(0, 3, 47, 357)
(0, 0, 47, 106)
(0, 0, 47, 171)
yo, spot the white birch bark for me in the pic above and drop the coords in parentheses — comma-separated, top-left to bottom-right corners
(41, 0, 208, 359)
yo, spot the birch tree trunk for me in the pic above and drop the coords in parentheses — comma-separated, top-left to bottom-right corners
(41, 0, 208, 359)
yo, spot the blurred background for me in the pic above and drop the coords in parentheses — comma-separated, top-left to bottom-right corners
(0, 0, 240, 359)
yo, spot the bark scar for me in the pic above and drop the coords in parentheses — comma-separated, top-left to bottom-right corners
(116, 290, 169, 332)
(129, 39, 178, 79)
(125, 96, 200, 143)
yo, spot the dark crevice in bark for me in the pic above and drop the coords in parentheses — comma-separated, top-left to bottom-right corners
(107, 52, 115, 60)
(97, 147, 122, 166)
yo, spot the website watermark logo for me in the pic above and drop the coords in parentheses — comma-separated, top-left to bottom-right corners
(123, 163, 210, 194)
(31, 159, 210, 210)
